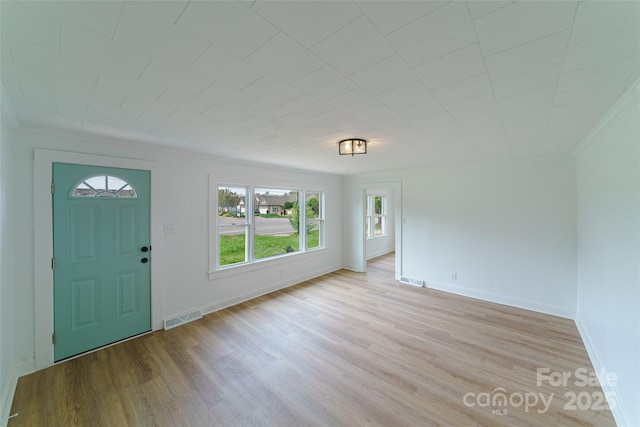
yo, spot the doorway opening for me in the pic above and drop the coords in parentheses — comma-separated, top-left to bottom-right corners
(363, 183, 401, 282)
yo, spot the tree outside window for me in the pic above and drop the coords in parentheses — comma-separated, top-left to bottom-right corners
(215, 183, 325, 269)
(305, 192, 323, 250)
(217, 186, 249, 266)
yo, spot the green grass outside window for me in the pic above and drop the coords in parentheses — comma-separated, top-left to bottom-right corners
(219, 230, 320, 266)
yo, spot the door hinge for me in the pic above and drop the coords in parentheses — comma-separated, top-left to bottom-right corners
(52, 333, 56, 345)
(51, 181, 55, 194)
(51, 258, 55, 270)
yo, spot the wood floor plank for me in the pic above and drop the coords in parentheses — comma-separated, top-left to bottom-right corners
(9, 253, 615, 426)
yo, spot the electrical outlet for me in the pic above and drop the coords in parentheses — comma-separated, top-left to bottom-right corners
(164, 223, 176, 234)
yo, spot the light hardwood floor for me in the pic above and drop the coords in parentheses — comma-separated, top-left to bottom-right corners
(10, 253, 615, 426)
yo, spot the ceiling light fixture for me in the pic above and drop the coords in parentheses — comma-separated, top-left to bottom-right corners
(338, 138, 367, 156)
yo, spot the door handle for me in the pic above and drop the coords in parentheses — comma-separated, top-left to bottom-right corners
(141, 246, 149, 252)
(141, 257, 149, 263)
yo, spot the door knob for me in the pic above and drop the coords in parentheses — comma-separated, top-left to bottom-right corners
(141, 246, 149, 252)
(141, 257, 149, 263)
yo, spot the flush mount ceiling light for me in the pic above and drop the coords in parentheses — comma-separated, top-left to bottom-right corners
(338, 138, 367, 156)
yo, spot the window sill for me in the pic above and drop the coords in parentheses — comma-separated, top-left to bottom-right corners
(208, 247, 327, 281)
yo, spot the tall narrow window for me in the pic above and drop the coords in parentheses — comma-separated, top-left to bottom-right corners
(305, 191, 324, 250)
(217, 185, 249, 267)
(366, 193, 386, 238)
(254, 188, 300, 260)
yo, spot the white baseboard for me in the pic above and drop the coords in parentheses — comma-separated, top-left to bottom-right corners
(199, 264, 342, 318)
(425, 280, 575, 319)
(341, 263, 363, 272)
(576, 319, 628, 427)
(366, 248, 394, 260)
(1, 360, 35, 427)
(0, 366, 17, 427)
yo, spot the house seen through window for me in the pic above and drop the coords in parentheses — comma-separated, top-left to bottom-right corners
(72, 175, 137, 198)
(216, 184, 324, 268)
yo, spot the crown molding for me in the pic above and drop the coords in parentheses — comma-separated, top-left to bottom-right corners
(573, 76, 640, 157)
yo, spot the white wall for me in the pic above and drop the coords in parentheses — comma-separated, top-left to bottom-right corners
(0, 89, 16, 425)
(575, 85, 640, 426)
(10, 128, 343, 372)
(346, 157, 578, 318)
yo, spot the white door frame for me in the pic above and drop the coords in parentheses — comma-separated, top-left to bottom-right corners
(361, 181, 402, 280)
(34, 149, 165, 370)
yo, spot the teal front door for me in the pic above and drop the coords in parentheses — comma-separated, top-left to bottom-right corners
(53, 163, 151, 361)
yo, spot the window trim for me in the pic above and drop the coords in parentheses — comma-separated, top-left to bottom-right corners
(209, 176, 326, 278)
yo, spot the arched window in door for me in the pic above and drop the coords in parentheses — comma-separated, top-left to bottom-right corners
(71, 175, 138, 198)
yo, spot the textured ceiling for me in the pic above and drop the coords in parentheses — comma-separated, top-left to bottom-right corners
(1, 1, 639, 175)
